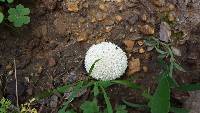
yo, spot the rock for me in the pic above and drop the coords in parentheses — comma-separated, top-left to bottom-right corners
(67, 1, 79, 12)
(96, 12, 107, 21)
(8, 70, 13, 76)
(50, 95, 58, 108)
(139, 48, 145, 53)
(105, 26, 112, 32)
(99, 4, 108, 12)
(123, 39, 135, 52)
(77, 32, 88, 42)
(159, 22, 171, 42)
(143, 66, 148, 72)
(115, 15, 123, 22)
(128, 58, 141, 75)
(140, 25, 155, 35)
(141, 14, 147, 22)
(48, 57, 56, 67)
(168, 12, 176, 21)
(152, 0, 165, 7)
(137, 40, 144, 46)
(171, 47, 181, 56)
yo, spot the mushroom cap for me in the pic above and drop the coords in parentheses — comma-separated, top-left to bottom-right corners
(85, 42, 127, 81)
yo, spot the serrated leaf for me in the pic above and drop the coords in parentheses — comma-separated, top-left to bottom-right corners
(0, 12, 4, 23)
(8, 4, 30, 27)
(176, 83, 200, 92)
(100, 85, 113, 113)
(115, 105, 128, 113)
(80, 99, 99, 113)
(111, 80, 141, 89)
(148, 76, 170, 113)
(173, 62, 186, 72)
(170, 107, 190, 113)
(88, 59, 101, 76)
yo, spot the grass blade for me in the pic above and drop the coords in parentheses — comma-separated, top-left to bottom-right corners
(170, 107, 190, 113)
(88, 59, 101, 76)
(176, 83, 200, 92)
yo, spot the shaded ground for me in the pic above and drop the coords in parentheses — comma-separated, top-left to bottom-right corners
(0, 0, 200, 112)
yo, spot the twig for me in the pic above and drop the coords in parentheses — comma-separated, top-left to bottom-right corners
(14, 58, 19, 108)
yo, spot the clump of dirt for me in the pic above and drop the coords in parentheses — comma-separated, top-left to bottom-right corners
(0, 0, 200, 112)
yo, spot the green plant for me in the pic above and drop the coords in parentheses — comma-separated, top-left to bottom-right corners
(8, 4, 30, 27)
(121, 37, 200, 113)
(0, 0, 30, 27)
(0, 98, 11, 113)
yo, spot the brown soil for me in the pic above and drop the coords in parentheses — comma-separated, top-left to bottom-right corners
(0, 0, 200, 113)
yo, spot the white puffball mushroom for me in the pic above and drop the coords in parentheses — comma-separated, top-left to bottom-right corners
(84, 42, 128, 81)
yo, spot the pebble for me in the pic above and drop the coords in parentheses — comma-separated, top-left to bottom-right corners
(99, 4, 108, 12)
(8, 70, 13, 76)
(143, 66, 148, 72)
(77, 32, 88, 42)
(139, 48, 145, 53)
(168, 12, 176, 22)
(141, 14, 147, 22)
(115, 15, 123, 22)
(67, 2, 79, 12)
(50, 95, 58, 108)
(137, 40, 144, 46)
(159, 22, 171, 42)
(128, 58, 141, 75)
(171, 47, 181, 56)
(123, 39, 135, 52)
(140, 25, 155, 35)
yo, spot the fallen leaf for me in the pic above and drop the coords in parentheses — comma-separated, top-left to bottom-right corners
(123, 39, 135, 52)
(140, 25, 155, 35)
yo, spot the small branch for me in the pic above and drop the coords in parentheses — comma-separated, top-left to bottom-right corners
(14, 58, 19, 108)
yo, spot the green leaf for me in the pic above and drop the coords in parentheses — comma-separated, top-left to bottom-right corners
(122, 100, 147, 109)
(97, 81, 113, 89)
(80, 99, 99, 113)
(0, 0, 5, 2)
(8, 4, 30, 27)
(176, 83, 200, 92)
(7, 0, 13, 3)
(148, 76, 170, 113)
(93, 83, 99, 96)
(155, 46, 167, 54)
(100, 85, 113, 113)
(170, 107, 190, 113)
(55, 84, 71, 94)
(0, 12, 4, 23)
(115, 105, 128, 113)
(173, 62, 186, 72)
(88, 59, 101, 76)
(111, 80, 141, 90)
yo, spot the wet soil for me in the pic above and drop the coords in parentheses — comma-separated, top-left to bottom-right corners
(0, 0, 200, 113)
